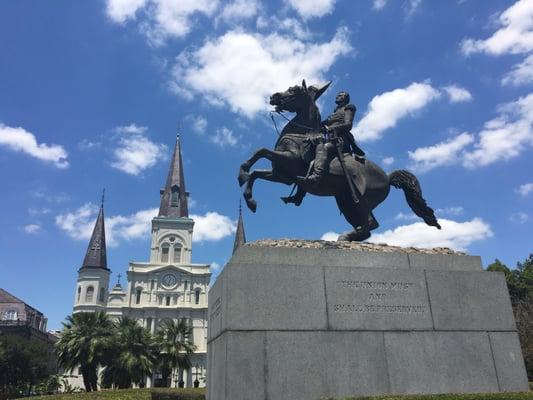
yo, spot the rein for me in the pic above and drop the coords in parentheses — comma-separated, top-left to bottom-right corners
(271, 110, 319, 132)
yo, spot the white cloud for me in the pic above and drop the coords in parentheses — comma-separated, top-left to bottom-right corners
(256, 16, 312, 40)
(368, 218, 493, 251)
(509, 212, 530, 224)
(382, 156, 394, 166)
(191, 212, 236, 242)
(321, 231, 340, 241)
(212, 127, 238, 147)
(22, 224, 42, 234)
(0, 123, 69, 168)
(436, 206, 464, 216)
(462, 93, 533, 168)
(442, 85, 473, 103)
(461, 0, 533, 56)
(78, 138, 103, 150)
(516, 182, 533, 196)
(404, 0, 422, 19)
(113, 123, 148, 134)
(210, 262, 222, 274)
(356, 82, 441, 141)
(373, 0, 387, 10)
(220, 0, 260, 23)
(408, 132, 475, 172)
(106, 0, 147, 23)
(56, 205, 236, 246)
(408, 93, 533, 170)
(287, 0, 336, 19)
(502, 54, 533, 86)
(170, 27, 351, 117)
(111, 135, 167, 175)
(395, 212, 418, 221)
(55, 203, 101, 242)
(106, 0, 219, 45)
(185, 115, 208, 134)
(28, 207, 52, 216)
(31, 189, 69, 203)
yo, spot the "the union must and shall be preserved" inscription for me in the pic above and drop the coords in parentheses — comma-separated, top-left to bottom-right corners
(332, 279, 428, 315)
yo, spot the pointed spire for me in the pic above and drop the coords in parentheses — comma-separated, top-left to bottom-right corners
(159, 134, 188, 218)
(232, 200, 246, 254)
(81, 192, 108, 270)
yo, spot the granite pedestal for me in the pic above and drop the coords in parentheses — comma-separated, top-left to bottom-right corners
(207, 242, 528, 400)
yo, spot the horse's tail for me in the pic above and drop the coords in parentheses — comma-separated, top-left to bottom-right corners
(389, 170, 441, 229)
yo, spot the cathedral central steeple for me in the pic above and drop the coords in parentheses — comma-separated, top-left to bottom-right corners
(158, 134, 188, 218)
(80, 191, 108, 270)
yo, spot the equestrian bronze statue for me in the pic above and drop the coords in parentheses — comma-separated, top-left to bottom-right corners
(238, 80, 441, 241)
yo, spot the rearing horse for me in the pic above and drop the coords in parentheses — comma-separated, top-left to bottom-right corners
(238, 80, 441, 241)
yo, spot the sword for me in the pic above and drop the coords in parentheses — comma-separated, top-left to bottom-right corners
(332, 136, 360, 205)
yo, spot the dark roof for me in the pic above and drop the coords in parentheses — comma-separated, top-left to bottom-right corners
(158, 135, 189, 218)
(232, 202, 246, 254)
(0, 288, 25, 304)
(81, 205, 108, 270)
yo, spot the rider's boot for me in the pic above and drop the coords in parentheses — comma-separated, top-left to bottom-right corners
(296, 143, 330, 185)
(281, 189, 306, 206)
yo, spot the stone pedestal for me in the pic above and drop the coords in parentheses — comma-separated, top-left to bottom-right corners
(207, 241, 528, 400)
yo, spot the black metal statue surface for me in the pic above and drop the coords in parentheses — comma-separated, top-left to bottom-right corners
(238, 80, 441, 241)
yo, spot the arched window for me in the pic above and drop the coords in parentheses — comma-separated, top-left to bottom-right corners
(161, 244, 170, 263)
(135, 288, 142, 304)
(173, 245, 182, 263)
(4, 309, 17, 320)
(85, 286, 94, 302)
(195, 289, 201, 305)
(98, 288, 105, 302)
(184, 280, 188, 290)
(166, 296, 171, 306)
(77, 286, 81, 302)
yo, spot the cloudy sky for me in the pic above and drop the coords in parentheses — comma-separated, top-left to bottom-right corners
(1, 0, 532, 329)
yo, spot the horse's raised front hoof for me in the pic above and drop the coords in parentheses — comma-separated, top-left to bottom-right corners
(238, 170, 250, 187)
(337, 228, 371, 242)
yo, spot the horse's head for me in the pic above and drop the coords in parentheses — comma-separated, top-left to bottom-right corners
(270, 79, 331, 114)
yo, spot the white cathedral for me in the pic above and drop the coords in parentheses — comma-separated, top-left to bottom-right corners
(67, 136, 246, 389)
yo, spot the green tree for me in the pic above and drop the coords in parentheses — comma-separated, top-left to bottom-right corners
(56, 312, 114, 392)
(101, 317, 157, 388)
(487, 254, 533, 380)
(156, 319, 197, 387)
(487, 259, 523, 304)
(0, 334, 49, 396)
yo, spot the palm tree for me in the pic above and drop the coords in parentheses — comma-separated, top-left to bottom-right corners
(156, 319, 197, 387)
(56, 312, 114, 392)
(101, 317, 157, 388)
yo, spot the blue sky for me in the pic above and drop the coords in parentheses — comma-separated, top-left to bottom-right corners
(0, 0, 532, 330)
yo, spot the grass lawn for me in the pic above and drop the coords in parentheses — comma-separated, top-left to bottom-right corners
(24, 388, 533, 400)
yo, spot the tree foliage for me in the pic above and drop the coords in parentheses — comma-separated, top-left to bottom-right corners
(487, 253, 533, 379)
(101, 317, 158, 389)
(56, 314, 198, 391)
(156, 320, 197, 387)
(56, 312, 114, 392)
(0, 334, 50, 396)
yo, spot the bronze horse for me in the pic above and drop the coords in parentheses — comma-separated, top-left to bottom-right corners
(238, 80, 441, 241)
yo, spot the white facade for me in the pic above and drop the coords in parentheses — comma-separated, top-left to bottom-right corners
(68, 137, 211, 389)
(69, 216, 210, 389)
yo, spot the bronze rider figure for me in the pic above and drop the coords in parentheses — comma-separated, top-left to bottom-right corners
(298, 90, 365, 185)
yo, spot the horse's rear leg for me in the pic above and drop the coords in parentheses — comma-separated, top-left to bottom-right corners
(335, 193, 378, 242)
(244, 169, 290, 212)
(239, 148, 293, 186)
